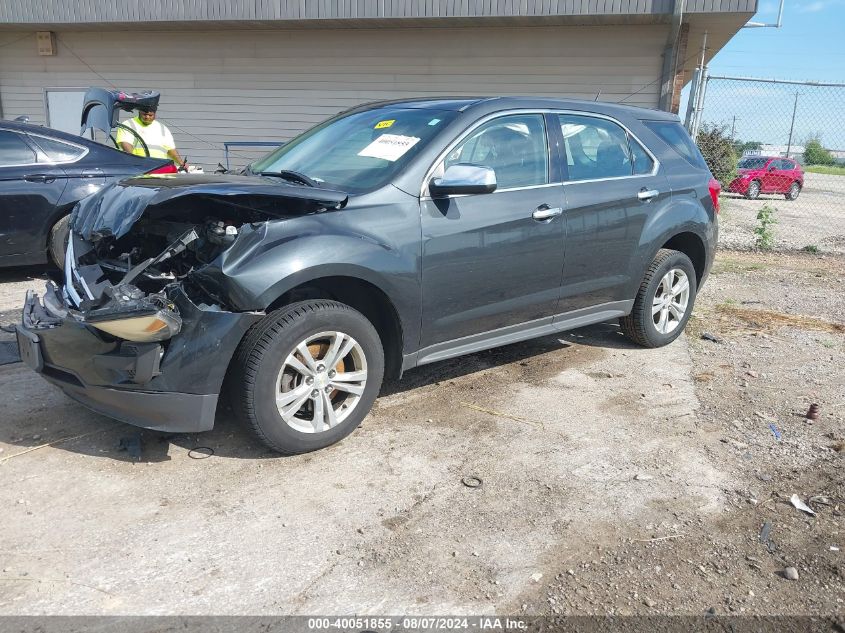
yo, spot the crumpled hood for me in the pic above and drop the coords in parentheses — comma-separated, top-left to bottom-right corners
(71, 173, 349, 241)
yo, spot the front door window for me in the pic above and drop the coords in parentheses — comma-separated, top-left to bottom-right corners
(443, 114, 549, 189)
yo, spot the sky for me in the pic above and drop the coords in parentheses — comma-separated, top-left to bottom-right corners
(681, 0, 845, 149)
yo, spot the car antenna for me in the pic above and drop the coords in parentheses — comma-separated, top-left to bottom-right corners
(594, 91, 601, 102)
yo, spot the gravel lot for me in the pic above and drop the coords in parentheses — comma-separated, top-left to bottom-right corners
(0, 250, 842, 617)
(720, 172, 845, 253)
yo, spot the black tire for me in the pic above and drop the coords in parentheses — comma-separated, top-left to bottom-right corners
(229, 300, 384, 455)
(785, 182, 801, 201)
(746, 180, 761, 200)
(620, 249, 698, 348)
(48, 214, 70, 270)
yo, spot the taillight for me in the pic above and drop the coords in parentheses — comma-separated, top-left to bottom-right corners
(146, 163, 178, 175)
(708, 177, 721, 214)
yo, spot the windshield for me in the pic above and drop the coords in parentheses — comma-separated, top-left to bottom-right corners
(250, 107, 458, 193)
(738, 157, 768, 169)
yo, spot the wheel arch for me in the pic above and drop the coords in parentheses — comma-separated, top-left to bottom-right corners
(265, 274, 406, 381)
(660, 231, 707, 287)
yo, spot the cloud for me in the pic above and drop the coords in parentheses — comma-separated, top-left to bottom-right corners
(801, 1, 827, 11)
(794, 0, 845, 11)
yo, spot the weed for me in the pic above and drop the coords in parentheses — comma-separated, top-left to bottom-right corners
(754, 204, 778, 251)
(802, 244, 820, 254)
(711, 257, 765, 275)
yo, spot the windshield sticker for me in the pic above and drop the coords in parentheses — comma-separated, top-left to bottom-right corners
(358, 134, 421, 162)
(428, 118, 441, 126)
(374, 119, 395, 129)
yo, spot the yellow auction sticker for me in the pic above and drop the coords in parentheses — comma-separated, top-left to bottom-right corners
(374, 119, 395, 129)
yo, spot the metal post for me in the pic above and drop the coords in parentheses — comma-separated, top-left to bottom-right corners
(691, 69, 709, 139)
(731, 116, 739, 139)
(786, 91, 800, 158)
(684, 67, 700, 132)
(744, 0, 785, 28)
(688, 31, 708, 137)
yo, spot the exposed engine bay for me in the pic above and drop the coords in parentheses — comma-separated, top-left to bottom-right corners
(58, 174, 349, 340)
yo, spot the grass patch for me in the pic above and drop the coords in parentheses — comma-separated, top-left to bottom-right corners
(802, 244, 820, 254)
(716, 304, 845, 334)
(805, 164, 845, 176)
(710, 256, 765, 275)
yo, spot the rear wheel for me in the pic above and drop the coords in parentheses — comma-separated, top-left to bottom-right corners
(785, 182, 801, 201)
(48, 214, 70, 269)
(229, 300, 384, 455)
(620, 249, 697, 348)
(746, 180, 761, 200)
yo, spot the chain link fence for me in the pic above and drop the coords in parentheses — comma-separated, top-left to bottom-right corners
(686, 75, 845, 253)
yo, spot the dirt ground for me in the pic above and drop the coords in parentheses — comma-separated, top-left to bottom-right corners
(0, 249, 842, 618)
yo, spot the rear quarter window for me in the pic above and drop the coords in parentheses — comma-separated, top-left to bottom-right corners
(643, 121, 707, 170)
(29, 136, 86, 163)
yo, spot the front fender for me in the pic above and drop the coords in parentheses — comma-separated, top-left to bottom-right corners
(190, 213, 420, 344)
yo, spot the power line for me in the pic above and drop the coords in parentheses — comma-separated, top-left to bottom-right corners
(0, 32, 33, 50)
(54, 34, 257, 159)
(620, 47, 705, 104)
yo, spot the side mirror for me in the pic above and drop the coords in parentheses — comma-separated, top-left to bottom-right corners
(429, 164, 497, 197)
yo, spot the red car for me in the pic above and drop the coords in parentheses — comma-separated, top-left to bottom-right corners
(727, 156, 804, 200)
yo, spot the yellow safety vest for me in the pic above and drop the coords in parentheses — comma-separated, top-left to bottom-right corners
(116, 117, 176, 162)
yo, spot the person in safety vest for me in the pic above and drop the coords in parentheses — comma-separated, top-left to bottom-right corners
(116, 105, 184, 166)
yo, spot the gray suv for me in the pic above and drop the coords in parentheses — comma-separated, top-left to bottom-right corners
(17, 97, 719, 454)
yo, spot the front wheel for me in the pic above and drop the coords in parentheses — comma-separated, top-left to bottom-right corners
(746, 180, 761, 200)
(229, 300, 384, 454)
(620, 249, 697, 348)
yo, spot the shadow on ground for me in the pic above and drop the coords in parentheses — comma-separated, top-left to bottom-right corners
(1, 321, 638, 464)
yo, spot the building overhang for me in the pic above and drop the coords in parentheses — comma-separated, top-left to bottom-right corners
(0, 0, 755, 35)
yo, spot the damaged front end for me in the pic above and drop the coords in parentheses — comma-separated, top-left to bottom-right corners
(18, 174, 348, 432)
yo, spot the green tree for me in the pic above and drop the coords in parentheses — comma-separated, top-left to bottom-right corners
(804, 137, 834, 166)
(696, 123, 738, 185)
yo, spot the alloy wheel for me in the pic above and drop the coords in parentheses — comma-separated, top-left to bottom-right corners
(747, 181, 760, 199)
(651, 269, 690, 335)
(275, 331, 368, 434)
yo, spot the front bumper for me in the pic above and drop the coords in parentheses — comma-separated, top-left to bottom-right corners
(727, 177, 751, 194)
(17, 284, 261, 433)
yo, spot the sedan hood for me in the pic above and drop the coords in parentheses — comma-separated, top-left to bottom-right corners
(71, 173, 349, 241)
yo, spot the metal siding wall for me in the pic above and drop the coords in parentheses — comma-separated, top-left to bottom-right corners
(0, 0, 759, 21)
(0, 25, 665, 169)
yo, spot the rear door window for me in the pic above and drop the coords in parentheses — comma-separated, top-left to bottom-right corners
(630, 137, 655, 175)
(0, 130, 37, 166)
(643, 121, 707, 169)
(558, 114, 632, 180)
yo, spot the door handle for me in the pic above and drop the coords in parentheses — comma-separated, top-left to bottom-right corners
(24, 174, 56, 183)
(637, 188, 660, 202)
(532, 206, 563, 221)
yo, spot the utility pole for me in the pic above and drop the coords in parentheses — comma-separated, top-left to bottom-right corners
(731, 116, 739, 139)
(786, 91, 800, 158)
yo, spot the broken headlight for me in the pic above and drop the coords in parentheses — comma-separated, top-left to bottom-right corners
(88, 310, 181, 342)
